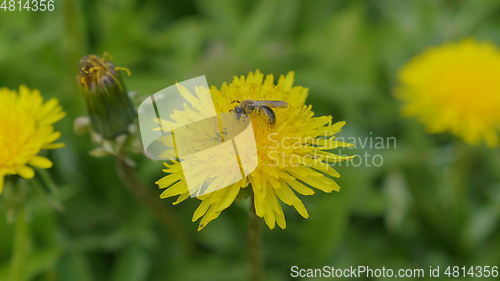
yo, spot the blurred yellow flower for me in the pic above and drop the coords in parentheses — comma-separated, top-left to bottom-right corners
(396, 39, 500, 147)
(156, 71, 352, 230)
(0, 86, 65, 193)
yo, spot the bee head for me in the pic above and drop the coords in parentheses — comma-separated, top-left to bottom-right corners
(230, 104, 245, 120)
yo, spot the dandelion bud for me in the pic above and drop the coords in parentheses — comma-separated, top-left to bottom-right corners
(77, 54, 136, 140)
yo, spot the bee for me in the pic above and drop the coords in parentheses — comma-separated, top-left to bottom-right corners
(230, 100, 288, 125)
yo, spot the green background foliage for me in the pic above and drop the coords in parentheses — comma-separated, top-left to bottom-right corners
(1, 0, 499, 280)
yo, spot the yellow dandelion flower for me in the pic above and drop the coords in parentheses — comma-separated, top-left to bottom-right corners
(155, 71, 352, 230)
(396, 39, 500, 147)
(0, 86, 65, 193)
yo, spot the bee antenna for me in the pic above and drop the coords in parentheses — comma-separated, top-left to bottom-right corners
(231, 100, 240, 104)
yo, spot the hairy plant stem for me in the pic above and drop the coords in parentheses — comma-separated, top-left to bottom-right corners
(115, 154, 194, 252)
(248, 196, 262, 281)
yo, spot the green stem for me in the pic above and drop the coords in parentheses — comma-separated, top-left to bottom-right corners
(451, 143, 470, 222)
(9, 207, 30, 281)
(248, 196, 262, 281)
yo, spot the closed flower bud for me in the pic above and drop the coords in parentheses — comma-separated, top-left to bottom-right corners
(77, 54, 136, 140)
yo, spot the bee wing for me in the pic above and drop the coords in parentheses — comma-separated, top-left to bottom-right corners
(256, 100, 288, 108)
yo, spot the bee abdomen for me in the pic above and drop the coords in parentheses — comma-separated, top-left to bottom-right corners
(260, 106, 276, 125)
